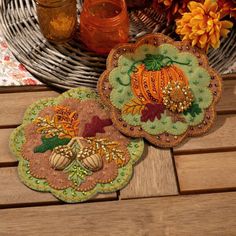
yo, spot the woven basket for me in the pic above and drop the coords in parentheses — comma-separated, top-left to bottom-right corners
(0, 0, 235, 90)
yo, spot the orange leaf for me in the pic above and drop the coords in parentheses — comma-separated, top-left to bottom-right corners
(122, 98, 145, 115)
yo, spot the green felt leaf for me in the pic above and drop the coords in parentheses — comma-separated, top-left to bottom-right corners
(34, 136, 71, 153)
(64, 160, 92, 186)
(143, 54, 164, 71)
(183, 103, 202, 118)
(184, 111, 204, 126)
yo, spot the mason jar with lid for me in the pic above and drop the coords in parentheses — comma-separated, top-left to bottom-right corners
(80, 0, 129, 54)
(35, 0, 77, 43)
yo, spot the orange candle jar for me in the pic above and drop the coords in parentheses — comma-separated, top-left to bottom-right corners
(80, 0, 129, 54)
(35, 0, 77, 43)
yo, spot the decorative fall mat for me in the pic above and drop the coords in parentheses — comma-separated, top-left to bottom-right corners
(98, 33, 222, 147)
(9, 87, 144, 202)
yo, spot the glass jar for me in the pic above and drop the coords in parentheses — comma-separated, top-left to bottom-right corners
(35, 0, 77, 43)
(80, 0, 129, 54)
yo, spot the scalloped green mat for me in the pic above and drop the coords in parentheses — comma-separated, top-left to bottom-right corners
(98, 33, 222, 147)
(9, 87, 144, 203)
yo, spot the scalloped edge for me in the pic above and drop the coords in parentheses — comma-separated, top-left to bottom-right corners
(9, 87, 144, 202)
(97, 33, 222, 148)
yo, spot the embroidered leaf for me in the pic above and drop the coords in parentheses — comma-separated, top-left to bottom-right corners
(86, 138, 126, 167)
(82, 116, 113, 138)
(183, 102, 202, 117)
(143, 54, 191, 71)
(34, 136, 71, 153)
(64, 160, 91, 186)
(144, 54, 164, 71)
(54, 106, 80, 138)
(34, 116, 67, 138)
(141, 103, 165, 122)
(34, 106, 80, 139)
(122, 98, 145, 115)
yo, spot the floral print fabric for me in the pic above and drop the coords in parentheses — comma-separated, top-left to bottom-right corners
(0, 31, 41, 86)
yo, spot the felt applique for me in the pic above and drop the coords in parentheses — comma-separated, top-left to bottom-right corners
(9, 87, 144, 202)
(82, 116, 113, 138)
(162, 81, 194, 113)
(183, 102, 202, 117)
(130, 55, 190, 104)
(141, 103, 165, 122)
(122, 98, 145, 115)
(98, 33, 222, 147)
(35, 106, 80, 139)
(34, 136, 71, 153)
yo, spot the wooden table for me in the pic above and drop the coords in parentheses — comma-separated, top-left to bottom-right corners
(1, 74, 236, 235)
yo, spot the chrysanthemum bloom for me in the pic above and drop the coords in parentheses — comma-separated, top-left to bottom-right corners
(152, 0, 194, 23)
(217, 0, 236, 18)
(176, 0, 233, 51)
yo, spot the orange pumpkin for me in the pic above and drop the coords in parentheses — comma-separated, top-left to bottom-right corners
(130, 54, 189, 104)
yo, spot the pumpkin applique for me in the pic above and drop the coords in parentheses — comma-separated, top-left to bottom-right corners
(98, 33, 222, 147)
(130, 54, 191, 105)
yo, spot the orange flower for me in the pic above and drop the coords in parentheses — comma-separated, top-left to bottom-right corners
(217, 0, 236, 18)
(176, 0, 233, 51)
(152, 0, 196, 23)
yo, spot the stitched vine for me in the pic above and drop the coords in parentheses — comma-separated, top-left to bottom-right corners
(116, 54, 191, 87)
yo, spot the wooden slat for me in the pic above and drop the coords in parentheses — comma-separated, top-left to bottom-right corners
(0, 91, 59, 126)
(217, 79, 236, 113)
(0, 167, 57, 205)
(0, 85, 51, 93)
(1, 192, 236, 235)
(120, 145, 178, 199)
(174, 114, 236, 154)
(0, 128, 16, 164)
(175, 151, 236, 193)
(0, 167, 116, 206)
(222, 73, 236, 80)
(0, 79, 234, 127)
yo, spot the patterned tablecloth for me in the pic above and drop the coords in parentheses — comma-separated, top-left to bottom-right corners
(0, 31, 235, 86)
(0, 32, 41, 86)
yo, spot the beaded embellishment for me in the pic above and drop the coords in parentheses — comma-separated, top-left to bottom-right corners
(10, 87, 144, 202)
(98, 33, 222, 147)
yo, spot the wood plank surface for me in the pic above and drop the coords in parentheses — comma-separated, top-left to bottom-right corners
(0, 167, 117, 206)
(174, 114, 236, 154)
(120, 145, 178, 199)
(0, 79, 234, 127)
(217, 79, 236, 113)
(1, 192, 236, 236)
(0, 128, 16, 164)
(0, 167, 57, 205)
(0, 91, 58, 126)
(175, 151, 236, 193)
(0, 85, 51, 93)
